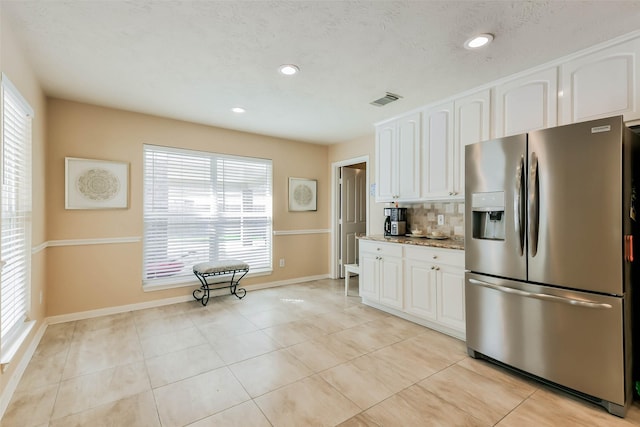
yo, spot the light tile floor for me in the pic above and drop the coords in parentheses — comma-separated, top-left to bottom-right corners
(3, 278, 640, 426)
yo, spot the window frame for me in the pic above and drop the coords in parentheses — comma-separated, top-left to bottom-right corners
(142, 144, 273, 291)
(0, 73, 35, 365)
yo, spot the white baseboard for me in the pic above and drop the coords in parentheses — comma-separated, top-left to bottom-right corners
(361, 298, 466, 342)
(47, 273, 331, 324)
(246, 274, 331, 290)
(0, 321, 48, 420)
(47, 294, 195, 325)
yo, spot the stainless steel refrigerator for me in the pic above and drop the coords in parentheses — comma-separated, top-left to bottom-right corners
(464, 116, 639, 417)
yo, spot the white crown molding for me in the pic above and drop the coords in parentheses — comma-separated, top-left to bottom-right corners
(273, 229, 330, 236)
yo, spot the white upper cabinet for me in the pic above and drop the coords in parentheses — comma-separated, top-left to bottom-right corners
(397, 114, 421, 200)
(375, 122, 396, 201)
(454, 89, 491, 197)
(374, 34, 640, 202)
(375, 112, 421, 202)
(494, 67, 558, 137)
(560, 37, 640, 125)
(421, 102, 454, 198)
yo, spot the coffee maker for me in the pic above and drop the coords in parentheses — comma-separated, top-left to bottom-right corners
(384, 207, 407, 236)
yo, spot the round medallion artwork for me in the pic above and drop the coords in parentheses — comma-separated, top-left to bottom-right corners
(293, 183, 314, 206)
(76, 168, 120, 201)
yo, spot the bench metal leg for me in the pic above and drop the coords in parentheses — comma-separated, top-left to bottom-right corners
(193, 269, 248, 306)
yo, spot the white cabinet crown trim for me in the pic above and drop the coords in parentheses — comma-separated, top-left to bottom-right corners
(374, 29, 640, 127)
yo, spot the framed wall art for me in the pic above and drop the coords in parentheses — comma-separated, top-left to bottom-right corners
(65, 157, 129, 209)
(288, 177, 317, 211)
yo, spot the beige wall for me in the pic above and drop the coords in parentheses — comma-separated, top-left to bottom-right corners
(46, 99, 330, 315)
(0, 12, 48, 401)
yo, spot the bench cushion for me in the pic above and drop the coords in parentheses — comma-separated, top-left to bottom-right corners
(193, 260, 250, 275)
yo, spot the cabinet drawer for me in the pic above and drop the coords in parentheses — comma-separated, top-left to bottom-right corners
(360, 240, 403, 258)
(404, 245, 464, 267)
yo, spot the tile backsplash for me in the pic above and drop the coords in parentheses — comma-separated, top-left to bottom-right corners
(406, 201, 465, 238)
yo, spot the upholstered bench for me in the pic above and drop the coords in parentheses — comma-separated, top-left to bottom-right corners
(192, 260, 249, 306)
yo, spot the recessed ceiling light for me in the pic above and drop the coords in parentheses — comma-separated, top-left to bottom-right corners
(279, 64, 299, 76)
(464, 33, 494, 49)
(231, 107, 246, 114)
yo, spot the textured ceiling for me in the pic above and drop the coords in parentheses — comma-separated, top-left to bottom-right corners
(3, 1, 640, 144)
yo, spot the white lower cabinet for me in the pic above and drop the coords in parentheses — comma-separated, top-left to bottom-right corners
(436, 264, 466, 332)
(359, 240, 465, 339)
(359, 240, 403, 309)
(405, 245, 465, 336)
(404, 257, 437, 320)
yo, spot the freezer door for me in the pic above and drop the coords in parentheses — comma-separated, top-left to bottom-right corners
(465, 273, 628, 408)
(528, 117, 623, 294)
(465, 134, 527, 280)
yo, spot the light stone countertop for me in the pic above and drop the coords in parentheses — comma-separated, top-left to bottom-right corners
(358, 234, 464, 251)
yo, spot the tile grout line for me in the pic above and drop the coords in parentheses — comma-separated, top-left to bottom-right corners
(47, 321, 77, 424)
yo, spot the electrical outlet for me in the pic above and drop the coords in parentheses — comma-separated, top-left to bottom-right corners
(279, 258, 285, 268)
(437, 214, 445, 225)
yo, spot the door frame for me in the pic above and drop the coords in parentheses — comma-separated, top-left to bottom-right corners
(330, 155, 369, 279)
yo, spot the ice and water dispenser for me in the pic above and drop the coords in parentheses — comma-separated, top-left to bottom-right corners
(471, 191, 506, 240)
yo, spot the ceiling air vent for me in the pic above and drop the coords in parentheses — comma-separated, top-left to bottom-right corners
(370, 92, 402, 107)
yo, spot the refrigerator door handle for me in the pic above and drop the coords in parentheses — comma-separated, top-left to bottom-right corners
(529, 152, 539, 257)
(514, 155, 525, 256)
(468, 278, 613, 309)
(625, 235, 634, 262)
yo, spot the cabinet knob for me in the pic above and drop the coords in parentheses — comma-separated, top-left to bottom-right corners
(435, 266, 440, 271)
(430, 266, 435, 270)
(376, 248, 381, 251)
(432, 255, 437, 259)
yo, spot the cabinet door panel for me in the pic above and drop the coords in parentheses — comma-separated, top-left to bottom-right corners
(397, 113, 421, 199)
(495, 68, 558, 137)
(376, 123, 396, 201)
(360, 253, 379, 301)
(437, 267, 465, 332)
(405, 260, 437, 320)
(454, 90, 490, 196)
(379, 257, 403, 309)
(560, 38, 640, 124)
(422, 102, 454, 198)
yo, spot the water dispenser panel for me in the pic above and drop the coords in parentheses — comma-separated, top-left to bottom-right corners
(472, 191, 506, 241)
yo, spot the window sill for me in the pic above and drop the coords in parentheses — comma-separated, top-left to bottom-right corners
(1, 320, 36, 371)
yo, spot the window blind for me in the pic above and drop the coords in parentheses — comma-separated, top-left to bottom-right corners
(143, 145, 272, 286)
(1, 74, 33, 351)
